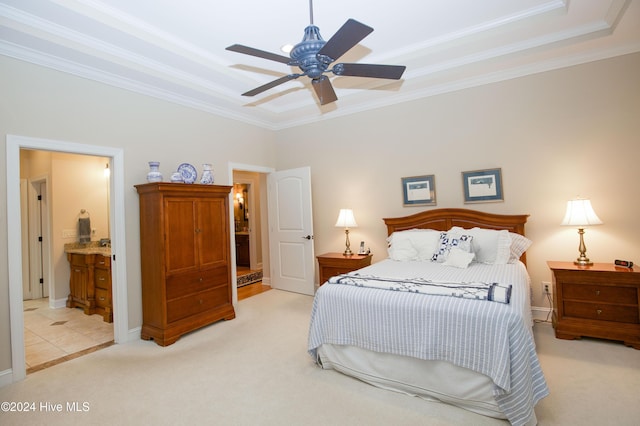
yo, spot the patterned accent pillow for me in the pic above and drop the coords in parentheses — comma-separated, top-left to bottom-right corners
(508, 232, 533, 263)
(431, 232, 474, 263)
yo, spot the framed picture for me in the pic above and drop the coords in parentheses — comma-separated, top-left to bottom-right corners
(402, 175, 436, 206)
(462, 168, 504, 203)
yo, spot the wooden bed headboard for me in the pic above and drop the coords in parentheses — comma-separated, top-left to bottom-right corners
(383, 208, 530, 264)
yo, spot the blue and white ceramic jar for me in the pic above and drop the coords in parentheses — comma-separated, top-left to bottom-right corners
(147, 161, 163, 182)
(200, 164, 214, 184)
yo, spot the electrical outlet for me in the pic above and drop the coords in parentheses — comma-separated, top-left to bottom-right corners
(542, 281, 551, 295)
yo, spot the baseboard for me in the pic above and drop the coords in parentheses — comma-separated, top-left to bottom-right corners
(125, 326, 141, 343)
(50, 297, 67, 309)
(0, 368, 13, 388)
(532, 306, 553, 322)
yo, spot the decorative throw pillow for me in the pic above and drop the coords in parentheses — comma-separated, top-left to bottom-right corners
(508, 232, 533, 263)
(431, 232, 474, 263)
(443, 247, 476, 268)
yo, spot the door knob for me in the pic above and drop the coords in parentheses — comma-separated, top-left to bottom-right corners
(302, 235, 313, 240)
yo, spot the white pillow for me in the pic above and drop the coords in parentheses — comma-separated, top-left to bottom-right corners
(387, 234, 418, 261)
(449, 226, 511, 264)
(431, 232, 474, 263)
(387, 229, 440, 261)
(443, 247, 476, 268)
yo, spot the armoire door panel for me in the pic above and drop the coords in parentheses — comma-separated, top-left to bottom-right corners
(197, 198, 227, 268)
(165, 199, 198, 273)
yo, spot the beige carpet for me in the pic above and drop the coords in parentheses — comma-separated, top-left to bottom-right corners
(1, 289, 639, 425)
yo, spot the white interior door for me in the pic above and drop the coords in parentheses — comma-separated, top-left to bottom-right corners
(268, 167, 315, 295)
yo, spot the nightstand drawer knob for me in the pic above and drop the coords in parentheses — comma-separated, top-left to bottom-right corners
(597, 309, 602, 315)
(595, 290, 600, 296)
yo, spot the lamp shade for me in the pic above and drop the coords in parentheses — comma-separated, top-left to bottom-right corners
(335, 209, 358, 228)
(561, 199, 603, 227)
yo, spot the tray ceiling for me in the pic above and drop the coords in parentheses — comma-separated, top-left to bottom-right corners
(1, 0, 639, 130)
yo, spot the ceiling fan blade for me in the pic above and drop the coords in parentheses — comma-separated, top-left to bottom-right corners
(317, 19, 373, 61)
(311, 76, 338, 105)
(333, 63, 406, 80)
(226, 44, 291, 64)
(242, 74, 300, 97)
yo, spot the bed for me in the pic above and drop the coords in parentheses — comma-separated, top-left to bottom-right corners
(308, 208, 548, 426)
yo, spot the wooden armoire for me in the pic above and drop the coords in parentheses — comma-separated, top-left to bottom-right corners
(135, 182, 235, 346)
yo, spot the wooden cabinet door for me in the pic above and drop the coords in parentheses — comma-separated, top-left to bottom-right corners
(164, 198, 198, 274)
(70, 264, 88, 302)
(197, 198, 227, 269)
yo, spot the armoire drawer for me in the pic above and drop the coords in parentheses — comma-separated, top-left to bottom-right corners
(166, 267, 228, 300)
(166, 286, 229, 323)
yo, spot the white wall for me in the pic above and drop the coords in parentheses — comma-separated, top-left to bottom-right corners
(275, 52, 640, 311)
(0, 55, 277, 373)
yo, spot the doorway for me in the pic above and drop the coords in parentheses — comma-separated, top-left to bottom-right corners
(232, 173, 265, 292)
(20, 150, 114, 373)
(7, 135, 128, 383)
(229, 163, 273, 305)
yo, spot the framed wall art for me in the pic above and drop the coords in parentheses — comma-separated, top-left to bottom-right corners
(462, 168, 503, 203)
(402, 175, 436, 206)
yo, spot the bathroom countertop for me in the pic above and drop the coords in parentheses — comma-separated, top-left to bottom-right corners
(64, 243, 111, 257)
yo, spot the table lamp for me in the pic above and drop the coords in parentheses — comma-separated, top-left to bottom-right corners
(561, 198, 602, 266)
(335, 209, 358, 256)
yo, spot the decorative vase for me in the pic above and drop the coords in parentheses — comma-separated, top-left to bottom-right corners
(147, 161, 163, 183)
(200, 164, 214, 184)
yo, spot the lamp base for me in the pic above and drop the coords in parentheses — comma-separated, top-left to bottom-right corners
(573, 228, 594, 266)
(343, 229, 353, 257)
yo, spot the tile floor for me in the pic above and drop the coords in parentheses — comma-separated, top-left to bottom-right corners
(23, 269, 259, 373)
(23, 298, 114, 373)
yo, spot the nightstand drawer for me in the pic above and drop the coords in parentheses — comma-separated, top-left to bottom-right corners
(322, 266, 353, 280)
(563, 283, 638, 304)
(563, 301, 639, 323)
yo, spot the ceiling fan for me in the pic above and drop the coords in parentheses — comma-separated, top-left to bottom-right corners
(226, 0, 406, 105)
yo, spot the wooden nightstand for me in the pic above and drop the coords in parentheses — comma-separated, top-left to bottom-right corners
(547, 261, 640, 349)
(317, 252, 373, 286)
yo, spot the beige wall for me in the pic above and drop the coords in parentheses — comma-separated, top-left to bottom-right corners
(20, 150, 111, 302)
(0, 55, 277, 374)
(1, 51, 639, 377)
(275, 52, 640, 313)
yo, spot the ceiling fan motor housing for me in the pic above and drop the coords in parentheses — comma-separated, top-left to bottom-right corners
(290, 25, 332, 79)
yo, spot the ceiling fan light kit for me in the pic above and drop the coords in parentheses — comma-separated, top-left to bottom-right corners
(226, 1, 406, 106)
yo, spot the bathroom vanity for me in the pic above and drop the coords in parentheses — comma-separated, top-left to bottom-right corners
(65, 244, 113, 323)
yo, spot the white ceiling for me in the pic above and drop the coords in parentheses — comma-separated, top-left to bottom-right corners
(1, 0, 639, 130)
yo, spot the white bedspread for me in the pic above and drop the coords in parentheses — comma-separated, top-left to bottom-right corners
(308, 259, 549, 426)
